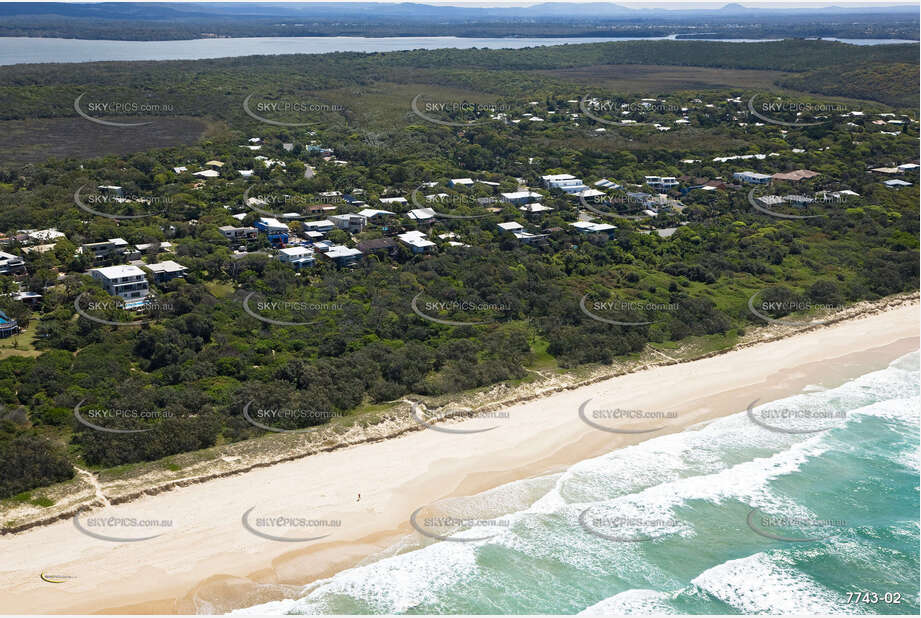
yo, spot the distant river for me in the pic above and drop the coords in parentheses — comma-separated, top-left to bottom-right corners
(0, 35, 917, 66)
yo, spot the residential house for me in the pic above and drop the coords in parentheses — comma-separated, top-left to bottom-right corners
(772, 170, 820, 182)
(135, 241, 173, 253)
(303, 220, 336, 235)
(26, 229, 66, 244)
(572, 188, 606, 200)
(398, 230, 437, 254)
(756, 195, 784, 207)
(570, 221, 616, 240)
(782, 194, 814, 206)
(277, 246, 316, 269)
(143, 260, 188, 283)
(520, 203, 553, 214)
(306, 204, 338, 216)
(82, 238, 130, 264)
(319, 244, 363, 266)
(644, 176, 679, 191)
(448, 178, 475, 187)
(0, 309, 19, 338)
(884, 179, 912, 188)
(356, 209, 395, 224)
(193, 169, 221, 179)
(497, 222, 547, 245)
(255, 217, 290, 244)
(90, 264, 149, 305)
(357, 237, 398, 257)
(379, 197, 408, 207)
(541, 173, 589, 194)
(218, 225, 258, 241)
(0, 251, 26, 276)
(329, 214, 367, 234)
(733, 171, 773, 185)
(500, 191, 542, 205)
(594, 178, 621, 190)
(407, 208, 437, 222)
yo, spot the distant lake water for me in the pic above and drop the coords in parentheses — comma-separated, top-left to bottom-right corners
(0, 35, 917, 66)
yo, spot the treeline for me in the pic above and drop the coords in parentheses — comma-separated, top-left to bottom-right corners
(0, 39, 917, 123)
(778, 62, 919, 107)
(0, 10, 917, 41)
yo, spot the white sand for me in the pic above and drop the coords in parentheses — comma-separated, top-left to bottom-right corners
(1, 301, 917, 614)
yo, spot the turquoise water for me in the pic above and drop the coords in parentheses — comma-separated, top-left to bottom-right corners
(234, 351, 920, 615)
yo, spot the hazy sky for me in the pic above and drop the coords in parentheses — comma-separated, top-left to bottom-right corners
(53, 0, 921, 6)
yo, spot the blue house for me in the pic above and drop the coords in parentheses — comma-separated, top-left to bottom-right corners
(255, 217, 290, 245)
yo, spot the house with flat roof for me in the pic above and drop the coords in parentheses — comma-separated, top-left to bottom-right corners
(143, 260, 188, 283)
(398, 230, 437, 254)
(379, 197, 408, 206)
(0, 251, 26, 276)
(570, 221, 617, 239)
(329, 214, 367, 234)
(541, 173, 589, 194)
(733, 171, 773, 185)
(277, 246, 316, 269)
(90, 264, 149, 304)
(320, 244, 363, 266)
(255, 217, 290, 244)
(81, 238, 131, 264)
(448, 178, 475, 187)
(501, 191, 542, 205)
(644, 176, 679, 191)
(218, 226, 258, 241)
(303, 220, 336, 234)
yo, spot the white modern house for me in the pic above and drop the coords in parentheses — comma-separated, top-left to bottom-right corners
(500, 191, 542, 205)
(644, 176, 679, 191)
(277, 246, 316, 269)
(733, 171, 773, 185)
(303, 220, 336, 234)
(541, 173, 589, 194)
(0, 251, 26, 276)
(90, 265, 150, 305)
(356, 208, 395, 223)
(379, 197, 408, 206)
(143, 260, 188, 283)
(570, 221, 617, 239)
(398, 230, 437, 254)
(407, 208, 437, 222)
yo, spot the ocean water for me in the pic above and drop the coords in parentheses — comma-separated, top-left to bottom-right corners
(232, 351, 920, 615)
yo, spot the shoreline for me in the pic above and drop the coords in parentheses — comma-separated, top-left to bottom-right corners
(0, 297, 917, 614)
(3, 293, 915, 538)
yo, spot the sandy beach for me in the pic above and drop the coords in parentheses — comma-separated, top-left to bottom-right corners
(1, 301, 918, 615)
